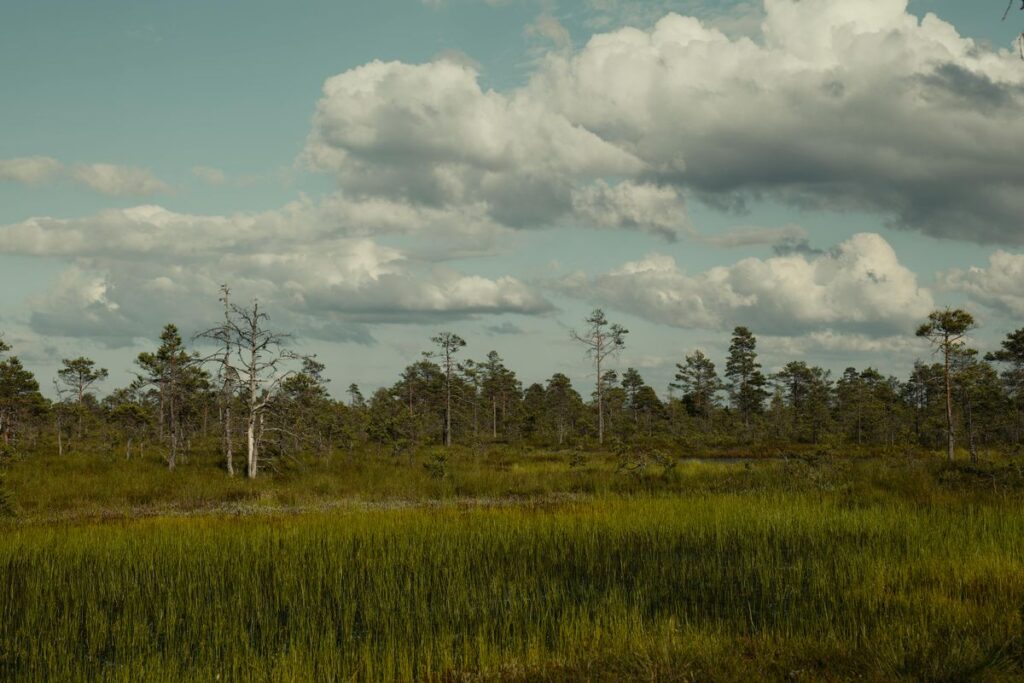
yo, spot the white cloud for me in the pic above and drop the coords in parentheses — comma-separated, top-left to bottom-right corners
(571, 180, 689, 239)
(0, 157, 177, 198)
(0, 198, 550, 345)
(296, 2, 1024, 243)
(72, 163, 172, 197)
(760, 330, 927, 357)
(192, 165, 226, 185)
(526, 1, 1024, 242)
(526, 13, 572, 51)
(559, 232, 934, 335)
(303, 59, 645, 230)
(0, 156, 63, 184)
(0, 194, 508, 259)
(941, 250, 1024, 317)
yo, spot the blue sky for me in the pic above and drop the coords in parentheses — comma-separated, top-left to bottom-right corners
(2, 0, 1024, 398)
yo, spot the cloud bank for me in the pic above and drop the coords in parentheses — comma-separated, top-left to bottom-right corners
(559, 233, 934, 335)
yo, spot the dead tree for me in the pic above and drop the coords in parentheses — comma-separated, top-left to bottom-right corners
(198, 292, 302, 479)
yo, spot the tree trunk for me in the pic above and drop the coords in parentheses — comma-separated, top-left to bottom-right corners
(944, 346, 955, 462)
(445, 363, 452, 448)
(596, 348, 604, 446)
(246, 412, 258, 479)
(966, 394, 978, 463)
(224, 402, 234, 477)
(166, 387, 177, 471)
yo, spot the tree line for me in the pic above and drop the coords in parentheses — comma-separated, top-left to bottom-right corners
(1, 296, 1022, 478)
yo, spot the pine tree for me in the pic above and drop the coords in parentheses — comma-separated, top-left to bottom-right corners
(671, 350, 722, 425)
(917, 308, 976, 461)
(571, 309, 627, 445)
(724, 327, 768, 431)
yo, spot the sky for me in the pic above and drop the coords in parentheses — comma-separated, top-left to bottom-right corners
(2, 0, 1024, 399)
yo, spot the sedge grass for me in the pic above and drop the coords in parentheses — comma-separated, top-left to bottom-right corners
(2, 493, 1023, 681)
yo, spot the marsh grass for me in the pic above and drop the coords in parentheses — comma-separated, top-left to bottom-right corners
(6, 445, 1020, 521)
(2, 493, 1024, 681)
(4, 449, 1024, 680)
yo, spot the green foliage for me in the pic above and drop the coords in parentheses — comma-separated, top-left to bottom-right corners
(725, 326, 769, 424)
(2, 489, 1024, 680)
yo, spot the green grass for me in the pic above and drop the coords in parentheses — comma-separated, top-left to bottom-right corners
(2, 492, 1024, 681)
(5, 445, 1018, 520)
(3, 449, 1024, 680)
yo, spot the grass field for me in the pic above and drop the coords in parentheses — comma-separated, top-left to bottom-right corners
(2, 451, 1024, 681)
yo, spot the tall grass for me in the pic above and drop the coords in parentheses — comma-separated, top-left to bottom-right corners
(3, 494, 1023, 680)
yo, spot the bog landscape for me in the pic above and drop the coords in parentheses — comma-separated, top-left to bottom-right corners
(2, 1, 1024, 681)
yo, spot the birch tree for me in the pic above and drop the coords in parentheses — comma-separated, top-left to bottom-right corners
(570, 309, 627, 445)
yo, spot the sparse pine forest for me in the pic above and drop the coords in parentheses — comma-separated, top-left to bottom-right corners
(3, 302, 1023, 474)
(2, 301, 1024, 681)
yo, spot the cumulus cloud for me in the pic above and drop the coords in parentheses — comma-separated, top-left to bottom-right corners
(941, 250, 1024, 317)
(528, 1, 1024, 242)
(297, 2, 1024, 244)
(571, 180, 688, 239)
(558, 232, 934, 335)
(0, 194, 507, 259)
(0, 156, 63, 184)
(72, 163, 172, 197)
(9, 1, 1015, 355)
(0, 199, 551, 345)
(303, 59, 653, 233)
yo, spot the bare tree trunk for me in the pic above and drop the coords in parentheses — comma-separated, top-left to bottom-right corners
(223, 403, 234, 476)
(167, 392, 177, 471)
(445, 364, 452, 448)
(944, 347, 955, 462)
(258, 412, 265, 457)
(966, 394, 978, 463)
(247, 412, 258, 479)
(596, 344, 604, 445)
